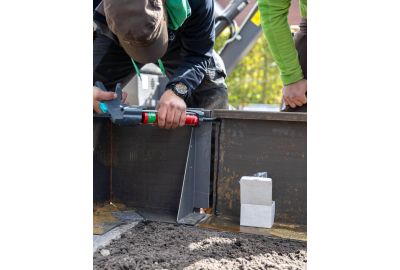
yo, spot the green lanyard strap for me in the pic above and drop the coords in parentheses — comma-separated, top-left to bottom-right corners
(157, 59, 166, 76)
(131, 58, 142, 80)
(131, 58, 166, 80)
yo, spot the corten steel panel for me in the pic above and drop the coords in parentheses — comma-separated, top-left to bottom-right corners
(111, 125, 192, 214)
(214, 111, 306, 225)
(213, 110, 307, 122)
(93, 117, 111, 203)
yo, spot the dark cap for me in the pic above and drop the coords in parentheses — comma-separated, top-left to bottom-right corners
(103, 0, 168, 64)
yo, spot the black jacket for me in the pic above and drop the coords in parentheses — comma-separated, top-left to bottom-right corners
(93, 0, 215, 93)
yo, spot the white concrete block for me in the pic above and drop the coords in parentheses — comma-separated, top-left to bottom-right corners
(240, 176, 272, 205)
(240, 202, 275, 228)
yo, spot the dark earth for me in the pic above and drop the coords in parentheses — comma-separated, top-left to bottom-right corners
(93, 221, 306, 270)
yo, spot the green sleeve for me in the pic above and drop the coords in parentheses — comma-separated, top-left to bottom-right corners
(258, 0, 304, 85)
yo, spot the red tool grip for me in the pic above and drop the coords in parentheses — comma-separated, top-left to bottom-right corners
(185, 115, 199, 126)
(142, 112, 149, 124)
(142, 112, 199, 126)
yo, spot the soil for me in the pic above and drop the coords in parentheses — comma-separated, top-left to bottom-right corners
(93, 221, 307, 270)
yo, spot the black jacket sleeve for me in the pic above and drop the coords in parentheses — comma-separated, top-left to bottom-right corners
(166, 0, 215, 94)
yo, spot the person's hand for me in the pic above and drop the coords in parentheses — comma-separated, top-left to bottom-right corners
(157, 89, 187, 129)
(282, 79, 307, 109)
(93, 86, 128, 113)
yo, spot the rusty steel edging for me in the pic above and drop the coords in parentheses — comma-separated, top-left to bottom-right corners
(213, 110, 307, 122)
(213, 111, 307, 225)
(94, 111, 307, 226)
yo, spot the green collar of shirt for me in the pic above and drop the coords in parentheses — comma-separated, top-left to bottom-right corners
(165, 0, 191, 30)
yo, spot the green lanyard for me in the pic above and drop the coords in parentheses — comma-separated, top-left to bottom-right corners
(131, 58, 166, 80)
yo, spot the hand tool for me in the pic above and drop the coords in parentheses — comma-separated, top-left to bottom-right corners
(94, 81, 215, 127)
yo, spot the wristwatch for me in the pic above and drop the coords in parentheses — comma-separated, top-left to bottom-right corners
(170, 82, 189, 102)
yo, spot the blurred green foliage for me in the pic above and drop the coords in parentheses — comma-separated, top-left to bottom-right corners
(215, 30, 283, 108)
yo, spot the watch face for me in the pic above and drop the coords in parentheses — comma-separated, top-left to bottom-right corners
(175, 83, 188, 95)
